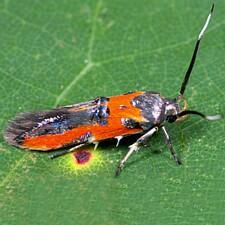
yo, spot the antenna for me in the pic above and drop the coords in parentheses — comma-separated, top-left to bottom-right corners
(179, 4, 214, 98)
(167, 110, 221, 123)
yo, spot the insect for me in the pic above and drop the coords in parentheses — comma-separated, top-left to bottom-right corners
(4, 4, 221, 176)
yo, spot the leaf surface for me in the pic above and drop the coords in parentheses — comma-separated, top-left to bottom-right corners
(0, 1, 225, 224)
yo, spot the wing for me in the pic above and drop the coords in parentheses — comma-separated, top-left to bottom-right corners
(4, 92, 147, 151)
(4, 99, 98, 150)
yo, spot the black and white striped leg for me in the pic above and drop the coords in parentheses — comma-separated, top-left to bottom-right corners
(161, 126, 182, 165)
(115, 127, 158, 176)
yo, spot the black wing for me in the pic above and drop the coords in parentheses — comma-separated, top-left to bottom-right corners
(4, 97, 110, 148)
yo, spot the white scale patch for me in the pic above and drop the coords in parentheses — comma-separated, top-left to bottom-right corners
(37, 116, 61, 128)
(152, 105, 161, 120)
(165, 104, 178, 115)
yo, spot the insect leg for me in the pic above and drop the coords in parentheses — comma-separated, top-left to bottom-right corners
(49, 143, 88, 159)
(161, 126, 182, 165)
(115, 127, 158, 176)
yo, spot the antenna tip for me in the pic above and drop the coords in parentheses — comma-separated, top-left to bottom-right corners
(206, 114, 222, 121)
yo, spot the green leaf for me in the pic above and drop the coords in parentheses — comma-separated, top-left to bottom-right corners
(0, 1, 225, 225)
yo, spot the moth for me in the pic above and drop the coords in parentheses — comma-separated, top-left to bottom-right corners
(4, 4, 221, 175)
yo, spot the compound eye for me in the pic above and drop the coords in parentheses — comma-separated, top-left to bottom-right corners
(167, 115, 177, 123)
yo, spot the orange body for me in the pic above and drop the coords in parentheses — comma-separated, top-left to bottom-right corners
(22, 92, 146, 150)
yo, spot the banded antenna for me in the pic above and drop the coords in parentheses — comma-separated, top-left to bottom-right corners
(167, 110, 222, 123)
(179, 4, 214, 98)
